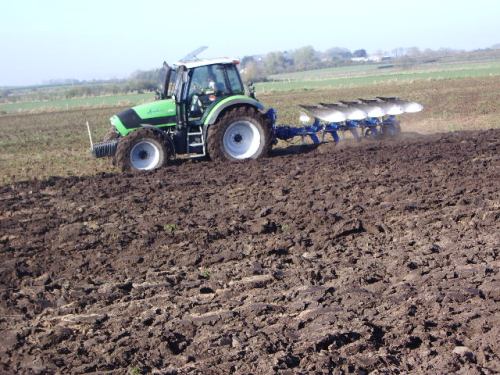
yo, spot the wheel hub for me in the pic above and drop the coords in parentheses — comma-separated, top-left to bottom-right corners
(233, 134, 243, 143)
(222, 120, 261, 160)
(130, 140, 161, 170)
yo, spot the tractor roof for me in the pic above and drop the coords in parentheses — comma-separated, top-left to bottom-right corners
(174, 57, 239, 69)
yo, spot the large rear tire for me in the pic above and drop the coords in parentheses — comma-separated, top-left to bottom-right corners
(207, 106, 272, 161)
(115, 128, 171, 172)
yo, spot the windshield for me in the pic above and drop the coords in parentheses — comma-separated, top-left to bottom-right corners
(187, 64, 229, 99)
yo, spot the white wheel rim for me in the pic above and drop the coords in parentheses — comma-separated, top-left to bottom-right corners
(130, 140, 160, 170)
(222, 121, 261, 159)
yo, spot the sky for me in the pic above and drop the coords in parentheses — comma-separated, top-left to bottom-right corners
(0, 0, 499, 86)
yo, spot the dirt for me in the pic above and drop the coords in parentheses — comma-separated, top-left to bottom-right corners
(1, 129, 499, 374)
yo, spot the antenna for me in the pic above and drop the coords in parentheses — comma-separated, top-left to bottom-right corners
(179, 46, 208, 62)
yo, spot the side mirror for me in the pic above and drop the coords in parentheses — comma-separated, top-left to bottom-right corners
(155, 89, 164, 101)
(247, 81, 256, 98)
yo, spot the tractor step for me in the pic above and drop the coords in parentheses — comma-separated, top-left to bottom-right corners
(186, 125, 206, 158)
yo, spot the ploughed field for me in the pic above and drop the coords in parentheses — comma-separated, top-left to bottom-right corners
(0, 130, 499, 374)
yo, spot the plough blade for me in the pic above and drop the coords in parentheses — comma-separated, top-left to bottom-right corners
(319, 103, 367, 121)
(339, 100, 385, 118)
(359, 98, 404, 116)
(299, 104, 347, 123)
(376, 97, 423, 113)
(300, 97, 423, 121)
(277, 97, 423, 145)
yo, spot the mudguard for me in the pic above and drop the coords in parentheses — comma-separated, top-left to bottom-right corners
(202, 95, 265, 125)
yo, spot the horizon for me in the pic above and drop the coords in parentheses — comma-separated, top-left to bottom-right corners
(1, 0, 499, 87)
(2, 44, 498, 89)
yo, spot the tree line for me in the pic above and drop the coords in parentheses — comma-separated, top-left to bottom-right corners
(63, 69, 160, 99)
(0, 71, 162, 102)
(240, 46, 368, 82)
(1, 44, 499, 103)
(239, 45, 500, 82)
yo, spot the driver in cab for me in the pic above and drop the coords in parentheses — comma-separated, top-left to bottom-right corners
(188, 67, 226, 117)
(205, 72, 225, 102)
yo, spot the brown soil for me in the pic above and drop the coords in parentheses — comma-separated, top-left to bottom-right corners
(1, 130, 499, 374)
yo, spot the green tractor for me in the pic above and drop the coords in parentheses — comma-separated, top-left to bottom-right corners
(91, 56, 274, 171)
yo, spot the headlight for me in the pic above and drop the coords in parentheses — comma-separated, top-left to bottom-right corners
(299, 112, 311, 124)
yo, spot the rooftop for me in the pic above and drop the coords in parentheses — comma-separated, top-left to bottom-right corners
(174, 57, 239, 69)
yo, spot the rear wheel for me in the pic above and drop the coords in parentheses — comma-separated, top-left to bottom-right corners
(207, 106, 272, 161)
(115, 128, 171, 171)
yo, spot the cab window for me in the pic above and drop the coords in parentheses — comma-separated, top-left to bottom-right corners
(225, 65, 244, 94)
(188, 66, 209, 98)
(187, 64, 229, 99)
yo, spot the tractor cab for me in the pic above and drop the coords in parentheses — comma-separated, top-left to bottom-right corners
(159, 58, 246, 123)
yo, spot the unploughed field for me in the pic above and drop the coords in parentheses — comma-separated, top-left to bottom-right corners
(1, 76, 500, 184)
(0, 93, 153, 114)
(0, 129, 499, 373)
(262, 60, 500, 92)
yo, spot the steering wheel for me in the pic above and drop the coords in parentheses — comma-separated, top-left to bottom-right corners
(190, 82, 204, 96)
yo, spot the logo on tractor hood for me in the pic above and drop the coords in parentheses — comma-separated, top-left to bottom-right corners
(147, 108, 162, 115)
(147, 107, 175, 115)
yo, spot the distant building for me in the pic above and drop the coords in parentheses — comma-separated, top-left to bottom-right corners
(351, 55, 392, 63)
(351, 57, 370, 63)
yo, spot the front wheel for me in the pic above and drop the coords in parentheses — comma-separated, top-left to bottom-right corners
(115, 128, 171, 172)
(207, 107, 272, 161)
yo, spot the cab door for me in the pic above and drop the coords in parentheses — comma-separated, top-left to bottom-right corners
(186, 64, 232, 121)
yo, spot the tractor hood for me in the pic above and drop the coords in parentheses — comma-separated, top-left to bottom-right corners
(111, 99, 177, 136)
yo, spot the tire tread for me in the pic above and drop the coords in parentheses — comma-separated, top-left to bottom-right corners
(206, 106, 272, 161)
(115, 128, 172, 172)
